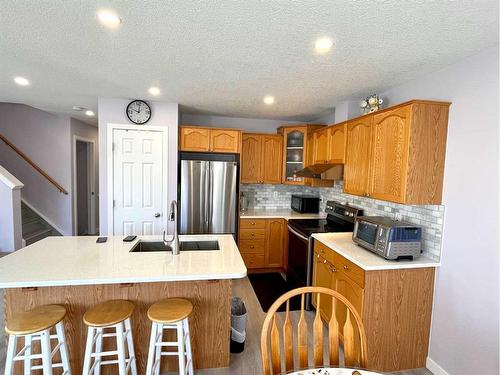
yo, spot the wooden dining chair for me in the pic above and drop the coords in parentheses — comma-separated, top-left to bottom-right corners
(260, 286, 368, 375)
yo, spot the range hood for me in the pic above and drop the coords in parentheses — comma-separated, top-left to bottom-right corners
(295, 163, 344, 180)
(295, 164, 336, 178)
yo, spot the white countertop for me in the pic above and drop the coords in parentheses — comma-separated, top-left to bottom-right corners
(240, 209, 325, 220)
(0, 235, 247, 288)
(312, 233, 440, 271)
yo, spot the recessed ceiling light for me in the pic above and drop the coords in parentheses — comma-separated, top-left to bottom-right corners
(14, 77, 30, 86)
(97, 10, 122, 29)
(314, 37, 333, 54)
(148, 87, 161, 96)
(85, 110, 95, 117)
(263, 96, 275, 105)
(72, 106, 85, 111)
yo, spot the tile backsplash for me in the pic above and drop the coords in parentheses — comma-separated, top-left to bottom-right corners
(241, 181, 444, 261)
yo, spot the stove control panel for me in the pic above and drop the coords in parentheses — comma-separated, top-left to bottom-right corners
(325, 201, 363, 222)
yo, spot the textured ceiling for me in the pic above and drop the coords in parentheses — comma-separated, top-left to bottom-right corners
(0, 0, 498, 125)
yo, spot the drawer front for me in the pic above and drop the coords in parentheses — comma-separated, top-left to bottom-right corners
(314, 240, 335, 265)
(241, 253, 265, 269)
(334, 252, 365, 288)
(240, 228, 265, 239)
(240, 219, 266, 229)
(239, 239, 265, 254)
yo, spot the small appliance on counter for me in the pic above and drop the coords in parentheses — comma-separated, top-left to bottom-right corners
(291, 194, 320, 213)
(353, 216, 422, 260)
(239, 192, 249, 212)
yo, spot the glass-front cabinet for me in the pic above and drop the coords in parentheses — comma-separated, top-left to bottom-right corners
(284, 128, 305, 183)
(279, 125, 325, 185)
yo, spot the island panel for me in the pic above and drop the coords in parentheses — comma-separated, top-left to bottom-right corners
(4, 279, 231, 374)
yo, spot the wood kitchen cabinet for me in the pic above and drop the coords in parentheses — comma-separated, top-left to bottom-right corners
(312, 128, 329, 164)
(179, 126, 241, 153)
(312, 239, 435, 372)
(344, 115, 373, 197)
(241, 133, 282, 184)
(343, 100, 450, 204)
(312, 123, 347, 165)
(265, 219, 285, 268)
(278, 124, 325, 185)
(179, 127, 210, 152)
(327, 122, 347, 163)
(239, 218, 285, 269)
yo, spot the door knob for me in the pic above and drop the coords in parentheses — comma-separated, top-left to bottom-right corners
(154, 213, 161, 218)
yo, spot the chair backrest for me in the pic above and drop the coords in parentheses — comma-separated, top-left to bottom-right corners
(260, 286, 367, 375)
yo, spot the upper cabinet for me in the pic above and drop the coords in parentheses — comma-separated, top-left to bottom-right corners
(279, 125, 325, 185)
(179, 126, 241, 153)
(344, 116, 373, 197)
(210, 129, 241, 153)
(312, 122, 347, 165)
(179, 127, 210, 152)
(327, 122, 347, 163)
(370, 106, 411, 202)
(312, 128, 329, 164)
(241, 133, 282, 184)
(344, 100, 450, 204)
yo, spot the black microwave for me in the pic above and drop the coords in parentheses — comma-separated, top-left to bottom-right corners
(291, 195, 320, 213)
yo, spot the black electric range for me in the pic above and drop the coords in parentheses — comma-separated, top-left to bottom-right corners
(286, 201, 363, 308)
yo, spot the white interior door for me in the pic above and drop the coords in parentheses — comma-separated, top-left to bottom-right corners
(113, 128, 164, 235)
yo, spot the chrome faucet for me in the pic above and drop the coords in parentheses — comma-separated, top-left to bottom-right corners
(163, 200, 179, 255)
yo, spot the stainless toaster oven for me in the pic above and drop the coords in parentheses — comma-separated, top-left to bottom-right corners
(353, 216, 422, 260)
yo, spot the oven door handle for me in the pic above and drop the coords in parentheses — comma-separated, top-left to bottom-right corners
(287, 225, 309, 242)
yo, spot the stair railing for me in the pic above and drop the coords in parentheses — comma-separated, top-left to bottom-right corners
(0, 133, 68, 195)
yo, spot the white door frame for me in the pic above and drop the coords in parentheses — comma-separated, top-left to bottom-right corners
(72, 136, 96, 235)
(106, 123, 168, 236)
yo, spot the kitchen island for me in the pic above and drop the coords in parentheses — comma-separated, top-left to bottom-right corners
(0, 234, 247, 374)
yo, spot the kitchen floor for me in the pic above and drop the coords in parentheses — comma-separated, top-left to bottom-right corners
(197, 277, 433, 375)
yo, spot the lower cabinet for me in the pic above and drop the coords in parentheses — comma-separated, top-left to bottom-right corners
(239, 218, 284, 269)
(312, 240, 435, 372)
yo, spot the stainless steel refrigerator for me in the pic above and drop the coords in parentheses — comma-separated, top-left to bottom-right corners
(179, 153, 239, 237)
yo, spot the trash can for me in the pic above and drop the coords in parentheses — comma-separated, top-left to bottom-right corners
(230, 297, 247, 353)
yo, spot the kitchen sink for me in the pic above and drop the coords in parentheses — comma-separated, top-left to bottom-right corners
(130, 240, 219, 252)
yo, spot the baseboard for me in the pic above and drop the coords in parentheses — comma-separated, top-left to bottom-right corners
(21, 199, 68, 236)
(427, 357, 450, 375)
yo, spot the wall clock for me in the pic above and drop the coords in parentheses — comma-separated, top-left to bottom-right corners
(126, 100, 151, 124)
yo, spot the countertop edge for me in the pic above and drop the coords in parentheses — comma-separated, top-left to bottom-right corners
(312, 234, 440, 271)
(0, 270, 248, 289)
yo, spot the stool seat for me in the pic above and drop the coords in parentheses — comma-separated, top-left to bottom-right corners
(147, 298, 193, 323)
(83, 299, 134, 327)
(5, 304, 66, 335)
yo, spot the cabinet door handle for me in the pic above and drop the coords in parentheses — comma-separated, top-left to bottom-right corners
(343, 265, 349, 270)
(250, 245, 254, 249)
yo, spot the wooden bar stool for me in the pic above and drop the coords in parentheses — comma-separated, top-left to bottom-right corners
(82, 300, 137, 375)
(4, 304, 71, 375)
(145, 298, 194, 375)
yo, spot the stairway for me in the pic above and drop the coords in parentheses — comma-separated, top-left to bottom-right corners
(22, 202, 61, 245)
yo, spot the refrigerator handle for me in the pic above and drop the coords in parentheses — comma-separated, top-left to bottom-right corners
(204, 163, 210, 232)
(207, 162, 214, 231)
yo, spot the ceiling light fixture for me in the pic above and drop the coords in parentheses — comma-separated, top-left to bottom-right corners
(263, 96, 275, 105)
(314, 37, 333, 54)
(72, 106, 85, 111)
(14, 77, 30, 86)
(148, 87, 161, 96)
(97, 10, 122, 29)
(85, 110, 95, 117)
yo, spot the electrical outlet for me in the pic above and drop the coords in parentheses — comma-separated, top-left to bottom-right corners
(394, 212, 403, 221)
(273, 191, 278, 199)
